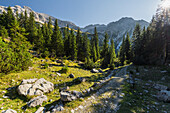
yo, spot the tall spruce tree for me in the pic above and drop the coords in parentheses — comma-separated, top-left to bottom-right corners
(124, 33, 131, 63)
(52, 19, 64, 57)
(27, 12, 37, 43)
(101, 32, 109, 67)
(109, 39, 116, 69)
(63, 25, 70, 57)
(119, 35, 126, 65)
(83, 33, 91, 60)
(91, 37, 97, 62)
(94, 27, 100, 59)
(76, 28, 84, 61)
(70, 29, 77, 60)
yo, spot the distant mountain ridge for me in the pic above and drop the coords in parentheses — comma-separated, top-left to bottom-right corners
(81, 17, 149, 49)
(0, 5, 149, 50)
(0, 5, 79, 29)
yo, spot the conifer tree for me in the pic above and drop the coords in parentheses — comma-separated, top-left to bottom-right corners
(91, 37, 97, 62)
(109, 39, 116, 69)
(63, 25, 69, 56)
(52, 19, 64, 57)
(76, 28, 84, 61)
(101, 32, 109, 67)
(119, 35, 126, 65)
(83, 33, 91, 60)
(124, 33, 131, 63)
(94, 27, 100, 59)
(70, 29, 77, 60)
(27, 12, 37, 43)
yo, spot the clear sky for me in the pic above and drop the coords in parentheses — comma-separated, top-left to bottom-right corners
(0, 0, 161, 27)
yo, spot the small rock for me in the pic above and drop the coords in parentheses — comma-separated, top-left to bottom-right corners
(3, 95, 9, 99)
(56, 72, 61, 76)
(2, 91, 6, 93)
(98, 69, 104, 73)
(91, 68, 99, 73)
(49, 99, 52, 102)
(78, 105, 83, 109)
(51, 104, 64, 112)
(71, 109, 74, 113)
(59, 86, 69, 92)
(144, 90, 149, 93)
(161, 77, 165, 81)
(60, 91, 82, 102)
(160, 71, 167, 73)
(136, 73, 140, 75)
(157, 90, 170, 102)
(0, 107, 3, 110)
(68, 74, 75, 78)
(35, 107, 44, 113)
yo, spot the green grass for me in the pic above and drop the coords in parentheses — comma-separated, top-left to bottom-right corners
(0, 57, 106, 112)
(118, 65, 170, 113)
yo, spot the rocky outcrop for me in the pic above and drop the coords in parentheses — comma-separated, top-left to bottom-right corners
(17, 78, 54, 96)
(154, 84, 168, 90)
(2, 109, 17, 113)
(60, 91, 83, 102)
(27, 95, 47, 107)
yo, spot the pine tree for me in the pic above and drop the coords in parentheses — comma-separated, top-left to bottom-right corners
(70, 29, 77, 60)
(94, 27, 100, 59)
(35, 24, 45, 54)
(52, 19, 64, 57)
(91, 37, 97, 62)
(101, 32, 109, 67)
(63, 25, 69, 56)
(76, 28, 84, 61)
(119, 35, 126, 65)
(124, 32, 131, 63)
(109, 39, 116, 69)
(27, 12, 37, 43)
(83, 33, 91, 60)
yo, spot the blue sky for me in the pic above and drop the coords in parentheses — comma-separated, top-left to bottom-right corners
(0, 0, 160, 27)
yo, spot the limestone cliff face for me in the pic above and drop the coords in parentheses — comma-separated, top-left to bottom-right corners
(0, 5, 79, 29)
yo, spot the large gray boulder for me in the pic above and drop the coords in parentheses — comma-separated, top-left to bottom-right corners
(2, 109, 17, 113)
(17, 78, 54, 96)
(157, 90, 170, 102)
(60, 91, 83, 102)
(27, 95, 47, 107)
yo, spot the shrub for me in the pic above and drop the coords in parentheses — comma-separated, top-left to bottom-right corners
(84, 58, 95, 70)
(61, 66, 69, 73)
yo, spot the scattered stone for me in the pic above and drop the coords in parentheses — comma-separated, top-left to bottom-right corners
(60, 91, 82, 102)
(71, 109, 74, 113)
(28, 67, 33, 71)
(154, 84, 168, 90)
(144, 69, 148, 72)
(157, 90, 170, 102)
(78, 105, 83, 109)
(17, 78, 54, 96)
(0, 107, 3, 110)
(51, 104, 64, 112)
(2, 95, 9, 99)
(68, 73, 75, 78)
(56, 72, 61, 76)
(91, 68, 99, 73)
(49, 99, 52, 102)
(160, 71, 167, 73)
(2, 91, 6, 93)
(98, 69, 104, 73)
(35, 107, 45, 113)
(73, 77, 86, 83)
(144, 90, 149, 93)
(161, 77, 165, 81)
(27, 95, 47, 107)
(2, 109, 17, 113)
(136, 73, 140, 75)
(59, 86, 69, 92)
(145, 83, 150, 86)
